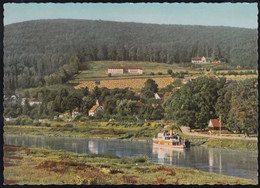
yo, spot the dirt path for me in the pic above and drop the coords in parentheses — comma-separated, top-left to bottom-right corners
(180, 126, 257, 140)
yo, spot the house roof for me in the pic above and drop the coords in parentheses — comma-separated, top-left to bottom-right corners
(108, 66, 143, 70)
(192, 58, 202, 61)
(164, 92, 172, 98)
(209, 119, 225, 128)
(89, 105, 99, 113)
(135, 93, 143, 99)
(209, 76, 216, 79)
(230, 80, 238, 85)
(135, 101, 144, 107)
(29, 98, 41, 102)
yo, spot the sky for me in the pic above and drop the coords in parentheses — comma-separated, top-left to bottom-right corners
(4, 3, 258, 28)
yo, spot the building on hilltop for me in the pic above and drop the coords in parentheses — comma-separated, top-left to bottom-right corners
(191, 56, 210, 64)
(108, 66, 143, 74)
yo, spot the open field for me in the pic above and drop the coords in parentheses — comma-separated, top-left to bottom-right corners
(74, 76, 175, 90)
(69, 61, 200, 89)
(4, 144, 257, 185)
(76, 61, 199, 79)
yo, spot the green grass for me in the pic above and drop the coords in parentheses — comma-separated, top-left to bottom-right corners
(69, 61, 200, 82)
(4, 121, 170, 141)
(203, 138, 258, 152)
(4, 144, 257, 185)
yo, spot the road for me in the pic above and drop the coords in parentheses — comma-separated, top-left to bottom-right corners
(180, 126, 257, 140)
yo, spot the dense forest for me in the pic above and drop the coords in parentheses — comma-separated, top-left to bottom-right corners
(4, 19, 257, 92)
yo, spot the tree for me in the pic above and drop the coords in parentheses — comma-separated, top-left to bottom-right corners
(167, 69, 173, 75)
(165, 76, 226, 131)
(65, 95, 82, 116)
(141, 79, 158, 94)
(227, 79, 258, 136)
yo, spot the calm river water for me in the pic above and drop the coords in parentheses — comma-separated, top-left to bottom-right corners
(4, 134, 258, 180)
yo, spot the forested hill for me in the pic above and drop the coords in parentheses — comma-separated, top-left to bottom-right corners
(4, 19, 257, 92)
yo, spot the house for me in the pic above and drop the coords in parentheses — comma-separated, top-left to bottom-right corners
(152, 104, 165, 112)
(154, 93, 163, 100)
(108, 66, 143, 74)
(28, 98, 42, 106)
(21, 98, 30, 106)
(135, 101, 144, 108)
(183, 78, 194, 84)
(209, 76, 217, 79)
(135, 93, 143, 99)
(164, 92, 173, 98)
(208, 117, 225, 132)
(230, 80, 238, 86)
(89, 105, 103, 116)
(96, 99, 105, 106)
(191, 56, 210, 64)
(4, 117, 17, 122)
(211, 61, 220, 64)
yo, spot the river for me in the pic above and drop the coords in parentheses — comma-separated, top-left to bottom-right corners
(4, 134, 258, 181)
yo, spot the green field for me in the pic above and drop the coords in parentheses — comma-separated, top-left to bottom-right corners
(69, 61, 200, 82)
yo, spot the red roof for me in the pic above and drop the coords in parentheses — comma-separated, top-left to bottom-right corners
(164, 92, 173, 98)
(209, 119, 225, 128)
(108, 66, 143, 70)
(89, 105, 99, 113)
(135, 93, 143, 99)
(231, 81, 238, 85)
(135, 101, 144, 107)
(29, 98, 41, 102)
(209, 76, 216, 79)
(192, 58, 201, 61)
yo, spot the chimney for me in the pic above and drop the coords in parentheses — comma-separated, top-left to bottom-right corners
(170, 130, 173, 136)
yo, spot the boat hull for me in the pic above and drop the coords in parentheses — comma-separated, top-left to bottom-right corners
(152, 142, 185, 149)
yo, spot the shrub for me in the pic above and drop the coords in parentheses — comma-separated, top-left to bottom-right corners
(167, 69, 173, 75)
(33, 122, 42, 126)
(43, 123, 51, 127)
(88, 153, 120, 159)
(158, 72, 163, 75)
(134, 155, 149, 163)
(64, 123, 73, 127)
(150, 72, 155, 75)
(108, 73, 112, 77)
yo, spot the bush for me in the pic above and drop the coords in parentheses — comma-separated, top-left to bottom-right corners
(167, 69, 173, 75)
(150, 72, 155, 75)
(33, 122, 42, 126)
(43, 123, 51, 127)
(134, 155, 149, 163)
(108, 73, 112, 77)
(64, 123, 74, 127)
(158, 72, 163, 75)
(88, 153, 120, 159)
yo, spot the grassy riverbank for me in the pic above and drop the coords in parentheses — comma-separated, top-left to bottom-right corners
(4, 144, 257, 185)
(203, 138, 258, 152)
(4, 121, 258, 152)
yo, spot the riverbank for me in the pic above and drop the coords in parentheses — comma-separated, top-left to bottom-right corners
(4, 122, 258, 152)
(4, 144, 257, 185)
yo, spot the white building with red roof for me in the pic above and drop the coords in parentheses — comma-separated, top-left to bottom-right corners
(88, 105, 103, 116)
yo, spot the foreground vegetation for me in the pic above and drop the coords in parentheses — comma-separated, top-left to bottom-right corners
(4, 144, 257, 185)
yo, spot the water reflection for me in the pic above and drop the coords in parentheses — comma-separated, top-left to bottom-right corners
(4, 134, 257, 181)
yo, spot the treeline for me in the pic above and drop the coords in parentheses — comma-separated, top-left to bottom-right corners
(4, 19, 257, 92)
(4, 79, 167, 121)
(164, 77, 258, 136)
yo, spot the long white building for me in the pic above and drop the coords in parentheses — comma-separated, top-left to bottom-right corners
(108, 66, 143, 74)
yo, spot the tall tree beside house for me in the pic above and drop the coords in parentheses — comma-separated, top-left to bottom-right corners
(164, 76, 226, 131)
(227, 78, 258, 136)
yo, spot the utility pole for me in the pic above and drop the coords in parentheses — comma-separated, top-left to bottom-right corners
(219, 114, 221, 137)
